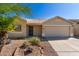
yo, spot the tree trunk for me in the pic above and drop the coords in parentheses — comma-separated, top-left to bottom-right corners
(0, 31, 9, 45)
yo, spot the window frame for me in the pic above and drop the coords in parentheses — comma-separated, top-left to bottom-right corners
(14, 24, 22, 32)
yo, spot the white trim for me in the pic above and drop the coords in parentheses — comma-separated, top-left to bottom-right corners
(43, 25, 72, 26)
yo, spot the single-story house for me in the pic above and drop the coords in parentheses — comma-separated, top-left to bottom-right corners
(8, 16, 79, 38)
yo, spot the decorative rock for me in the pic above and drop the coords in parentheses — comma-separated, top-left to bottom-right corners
(25, 47, 33, 52)
(14, 47, 24, 56)
(25, 46, 42, 56)
(24, 46, 33, 55)
(39, 47, 44, 55)
(0, 44, 16, 56)
(19, 43, 26, 49)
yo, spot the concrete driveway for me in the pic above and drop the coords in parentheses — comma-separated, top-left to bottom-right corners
(48, 37, 79, 56)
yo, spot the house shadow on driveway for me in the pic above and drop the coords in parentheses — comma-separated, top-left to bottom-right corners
(42, 37, 79, 41)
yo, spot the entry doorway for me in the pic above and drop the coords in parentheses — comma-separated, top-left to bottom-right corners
(29, 26, 33, 36)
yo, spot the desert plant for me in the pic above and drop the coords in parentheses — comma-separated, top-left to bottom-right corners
(0, 3, 31, 45)
(0, 16, 15, 45)
(29, 37, 41, 45)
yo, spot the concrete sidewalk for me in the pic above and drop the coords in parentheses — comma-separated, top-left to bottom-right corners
(49, 39, 79, 56)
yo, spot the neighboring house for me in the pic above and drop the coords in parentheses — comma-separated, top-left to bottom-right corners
(69, 20, 79, 36)
(8, 16, 79, 38)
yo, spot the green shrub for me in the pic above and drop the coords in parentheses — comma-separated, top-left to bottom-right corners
(29, 37, 41, 45)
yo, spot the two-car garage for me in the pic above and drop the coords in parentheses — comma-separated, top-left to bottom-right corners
(42, 26, 71, 37)
(42, 16, 73, 37)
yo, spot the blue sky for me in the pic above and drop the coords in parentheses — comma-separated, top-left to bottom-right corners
(21, 3, 79, 19)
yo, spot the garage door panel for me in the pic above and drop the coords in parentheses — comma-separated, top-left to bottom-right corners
(43, 26, 70, 37)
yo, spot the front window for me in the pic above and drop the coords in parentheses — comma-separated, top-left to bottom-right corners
(15, 25, 21, 31)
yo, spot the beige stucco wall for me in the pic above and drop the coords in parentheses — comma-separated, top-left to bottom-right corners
(8, 18, 27, 38)
(73, 23, 79, 36)
(33, 25, 42, 37)
(70, 26, 74, 36)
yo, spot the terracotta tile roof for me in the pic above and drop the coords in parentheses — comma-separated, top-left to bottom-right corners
(27, 19, 47, 25)
(25, 16, 79, 25)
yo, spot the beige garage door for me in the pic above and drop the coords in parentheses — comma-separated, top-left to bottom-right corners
(42, 26, 70, 37)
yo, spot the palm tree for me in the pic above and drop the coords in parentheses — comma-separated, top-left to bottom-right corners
(0, 3, 31, 45)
